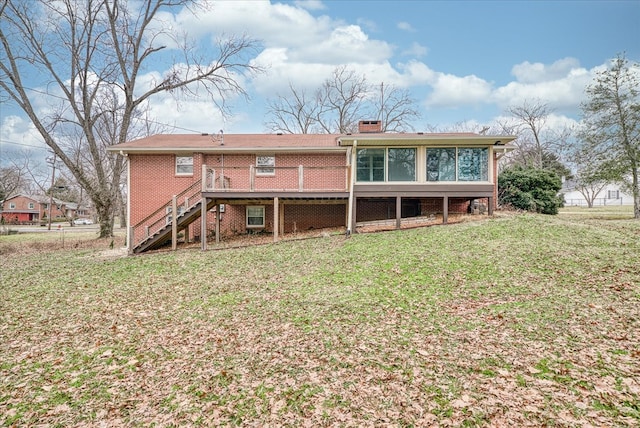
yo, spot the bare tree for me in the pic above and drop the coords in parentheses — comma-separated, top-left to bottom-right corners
(566, 146, 609, 208)
(265, 66, 420, 134)
(264, 83, 321, 134)
(0, 0, 261, 237)
(0, 164, 27, 201)
(580, 53, 640, 219)
(317, 66, 369, 134)
(507, 99, 570, 170)
(372, 83, 419, 132)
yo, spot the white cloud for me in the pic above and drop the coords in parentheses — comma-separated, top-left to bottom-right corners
(293, 0, 326, 11)
(0, 115, 49, 165)
(397, 21, 415, 32)
(425, 73, 493, 108)
(492, 59, 594, 110)
(402, 42, 428, 58)
(511, 57, 582, 83)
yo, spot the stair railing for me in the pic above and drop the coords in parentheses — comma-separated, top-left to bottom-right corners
(130, 179, 202, 252)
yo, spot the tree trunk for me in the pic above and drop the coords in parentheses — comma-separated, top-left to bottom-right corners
(96, 202, 115, 238)
(633, 167, 640, 219)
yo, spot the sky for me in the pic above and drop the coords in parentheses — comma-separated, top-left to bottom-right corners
(1, 0, 639, 165)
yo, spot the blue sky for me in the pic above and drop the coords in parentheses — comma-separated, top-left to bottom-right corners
(1, 0, 639, 163)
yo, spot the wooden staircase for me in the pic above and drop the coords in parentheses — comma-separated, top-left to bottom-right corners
(131, 179, 215, 254)
(132, 198, 219, 254)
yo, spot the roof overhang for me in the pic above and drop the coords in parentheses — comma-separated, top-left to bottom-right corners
(338, 134, 517, 147)
(107, 146, 348, 155)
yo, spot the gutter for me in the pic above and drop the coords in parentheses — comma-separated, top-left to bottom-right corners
(107, 146, 348, 155)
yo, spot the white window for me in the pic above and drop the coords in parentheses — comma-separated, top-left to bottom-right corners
(9, 203, 16, 209)
(607, 190, 620, 199)
(246, 206, 265, 228)
(28, 202, 35, 209)
(176, 156, 194, 175)
(256, 155, 275, 175)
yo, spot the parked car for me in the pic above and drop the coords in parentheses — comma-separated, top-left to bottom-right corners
(73, 218, 93, 225)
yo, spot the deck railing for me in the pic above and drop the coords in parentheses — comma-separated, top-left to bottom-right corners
(203, 165, 350, 193)
(130, 164, 351, 252)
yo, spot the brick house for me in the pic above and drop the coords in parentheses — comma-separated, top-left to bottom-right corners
(109, 121, 515, 253)
(0, 194, 87, 224)
(0, 194, 41, 224)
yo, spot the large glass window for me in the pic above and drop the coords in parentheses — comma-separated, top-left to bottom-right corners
(357, 149, 385, 182)
(427, 148, 488, 182)
(457, 148, 488, 181)
(388, 148, 416, 181)
(426, 148, 456, 181)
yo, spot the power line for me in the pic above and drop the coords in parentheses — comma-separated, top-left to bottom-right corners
(18, 85, 213, 134)
(0, 139, 48, 149)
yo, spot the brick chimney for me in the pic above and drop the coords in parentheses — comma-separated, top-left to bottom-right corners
(358, 120, 382, 133)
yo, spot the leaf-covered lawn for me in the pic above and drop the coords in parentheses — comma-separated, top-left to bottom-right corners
(1, 213, 639, 427)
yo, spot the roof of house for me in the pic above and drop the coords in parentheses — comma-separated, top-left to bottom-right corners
(2, 193, 39, 203)
(108, 133, 342, 153)
(108, 132, 517, 154)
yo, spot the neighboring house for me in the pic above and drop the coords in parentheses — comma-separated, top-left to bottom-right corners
(109, 121, 516, 254)
(0, 194, 41, 224)
(0, 194, 88, 224)
(562, 179, 633, 206)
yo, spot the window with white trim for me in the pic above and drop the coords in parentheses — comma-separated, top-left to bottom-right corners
(9, 203, 16, 209)
(356, 148, 417, 182)
(28, 202, 35, 209)
(176, 156, 194, 175)
(427, 148, 456, 181)
(426, 147, 489, 182)
(256, 155, 275, 175)
(388, 148, 416, 181)
(607, 190, 620, 199)
(246, 206, 265, 228)
(457, 148, 488, 181)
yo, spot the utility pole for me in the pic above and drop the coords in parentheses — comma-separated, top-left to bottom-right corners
(47, 154, 57, 231)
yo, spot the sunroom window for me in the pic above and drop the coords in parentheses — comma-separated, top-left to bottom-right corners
(427, 148, 488, 182)
(457, 148, 488, 181)
(357, 148, 418, 182)
(388, 148, 416, 181)
(357, 149, 385, 182)
(427, 148, 456, 181)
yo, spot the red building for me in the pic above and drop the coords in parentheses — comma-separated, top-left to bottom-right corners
(1, 194, 85, 224)
(0, 194, 41, 224)
(109, 121, 515, 254)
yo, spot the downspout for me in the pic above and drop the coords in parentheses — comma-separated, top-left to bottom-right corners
(346, 140, 357, 235)
(121, 151, 132, 254)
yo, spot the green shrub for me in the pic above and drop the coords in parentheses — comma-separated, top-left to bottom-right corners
(498, 167, 563, 214)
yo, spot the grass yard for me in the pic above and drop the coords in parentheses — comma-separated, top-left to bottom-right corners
(1, 211, 639, 427)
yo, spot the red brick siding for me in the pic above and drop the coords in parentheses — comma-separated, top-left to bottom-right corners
(356, 197, 480, 223)
(1, 195, 61, 223)
(129, 154, 200, 227)
(281, 204, 346, 232)
(358, 120, 382, 133)
(211, 203, 346, 236)
(202, 153, 346, 191)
